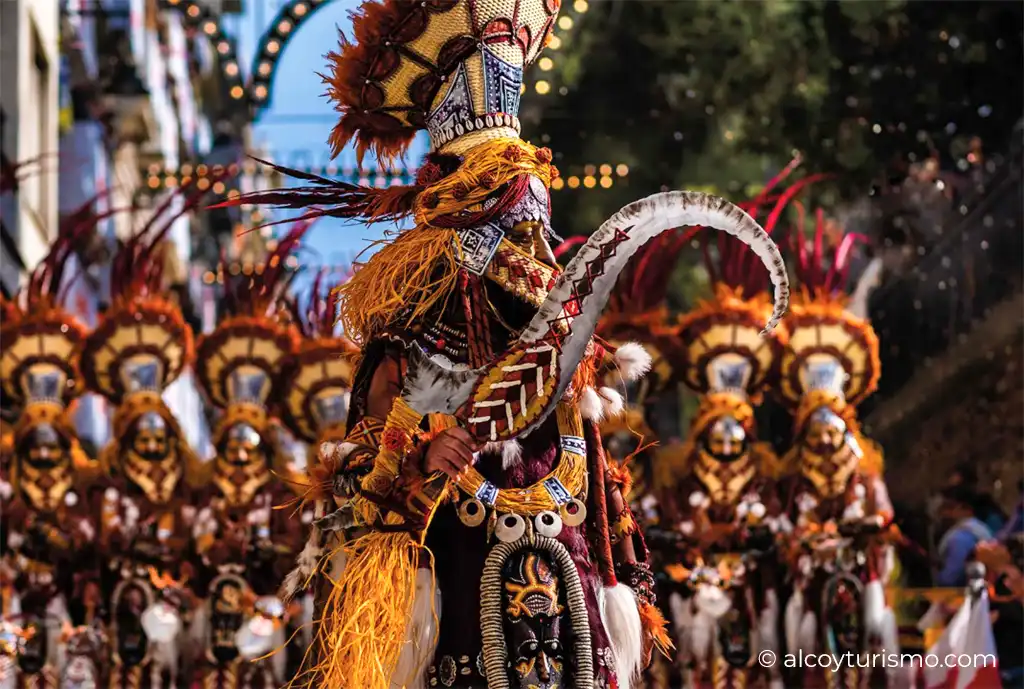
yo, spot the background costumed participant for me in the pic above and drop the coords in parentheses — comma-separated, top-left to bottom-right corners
(189, 224, 309, 689)
(654, 228, 790, 689)
(776, 202, 898, 689)
(222, 3, 790, 688)
(585, 228, 702, 689)
(0, 204, 107, 689)
(583, 228, 696, 523)
(78, 189, 210, 689)
(276, 271, 359, 679)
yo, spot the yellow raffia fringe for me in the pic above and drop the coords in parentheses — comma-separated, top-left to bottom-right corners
(412, 138, 554, 227)
(336, 137, 556, 346)
(298, 396, 443, 689)
(355, 397, 424, 523)
(300, 532, 430, 689)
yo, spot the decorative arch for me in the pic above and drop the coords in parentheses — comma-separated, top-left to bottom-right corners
(245, 0, 588, 120)
(248, 0, 334, 119)
(159, 0, 248, 114)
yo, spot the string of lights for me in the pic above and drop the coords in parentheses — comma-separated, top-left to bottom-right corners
(159, 0, 248, 107)
(551, 162, 629, 191)
(528, 0, 590, 98)
(140, 158, 630, 193)
(249, 0, 330, 116)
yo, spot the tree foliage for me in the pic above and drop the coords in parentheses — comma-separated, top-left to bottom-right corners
(526, 0, 1022, 239)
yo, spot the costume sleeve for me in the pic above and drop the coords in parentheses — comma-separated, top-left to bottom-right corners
(330, 352, 447, 530)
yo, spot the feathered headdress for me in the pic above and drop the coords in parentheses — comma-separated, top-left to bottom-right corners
(1, 192, 116, 431)
(674, 161, 816, 404)
(279, 270, 359, 447)
(212, 0, 564, 348)
(194, 221, 311, 445)
(0, 191, 114, 501)
(79, 184, 216, 485)
(593, 227, 700, 399)
(775, 188, 880, 413)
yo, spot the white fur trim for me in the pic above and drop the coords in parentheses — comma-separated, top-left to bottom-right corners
(862, 579, 887, 641)
(280, 527, 323, 602)
(481, 440, 524, 470)
(579, 386, 605, 421)
(668, 592, 691, 664)
(757, 589, 779, 655)
(598, 387, 625, 418)
(598, 584, 644, 689)
(758, 589, 780, 681)
(613, 342, 653, 382)
(391, 568, 441, 689)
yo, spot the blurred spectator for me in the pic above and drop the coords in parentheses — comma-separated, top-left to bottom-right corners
(936, 485, 994, 587)
(947, 463, 1007, 535)
(996, 479, 1024, 543)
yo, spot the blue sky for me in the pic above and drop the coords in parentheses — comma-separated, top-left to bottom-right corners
(227, 0, 430, 270)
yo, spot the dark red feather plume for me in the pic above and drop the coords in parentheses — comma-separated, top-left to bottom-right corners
(220, 217, 320, 319)
(208, 156, 420, 226)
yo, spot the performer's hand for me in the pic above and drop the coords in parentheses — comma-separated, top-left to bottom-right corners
(423, 428, 478, 479)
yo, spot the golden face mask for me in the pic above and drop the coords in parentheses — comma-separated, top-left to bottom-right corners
(798, 406, 863, 497)
(213, 422, 270, 508)
(702, 414, 748, 463)
(122, 411, 182, 505)
(16, 423, 73, 514)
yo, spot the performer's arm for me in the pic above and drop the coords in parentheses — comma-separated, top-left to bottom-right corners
(329, 352, 474, 529)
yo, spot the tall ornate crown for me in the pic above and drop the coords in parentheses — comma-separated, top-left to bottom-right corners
(280, 275, 359, 446)
(194, 224, 308, 441)
(323, 0, 560, 164)
(776, 199, 880, 410)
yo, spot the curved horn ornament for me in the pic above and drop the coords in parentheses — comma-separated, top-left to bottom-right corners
(403, 191, 789, 443)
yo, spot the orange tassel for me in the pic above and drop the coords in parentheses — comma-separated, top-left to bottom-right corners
(639, 602, 675, 657)
(606, 461, 634, 500)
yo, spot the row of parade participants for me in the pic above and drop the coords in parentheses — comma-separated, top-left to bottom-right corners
(2, 172, 896, 689)
(0, 192, 340, 689)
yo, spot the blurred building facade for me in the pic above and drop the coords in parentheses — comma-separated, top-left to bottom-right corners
(1, 0, 62, 294)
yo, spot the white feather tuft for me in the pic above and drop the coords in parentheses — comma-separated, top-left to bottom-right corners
(481, 440, 524, 469)
(599, 584, 644, 689)
(501, 440, 523, 470)
(391, 568, 442, 689)
(598, 387, 625, 418)
(613, 342, 653, 382)
(578, 386, 605, 421)
(280, 527, 323, 602)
